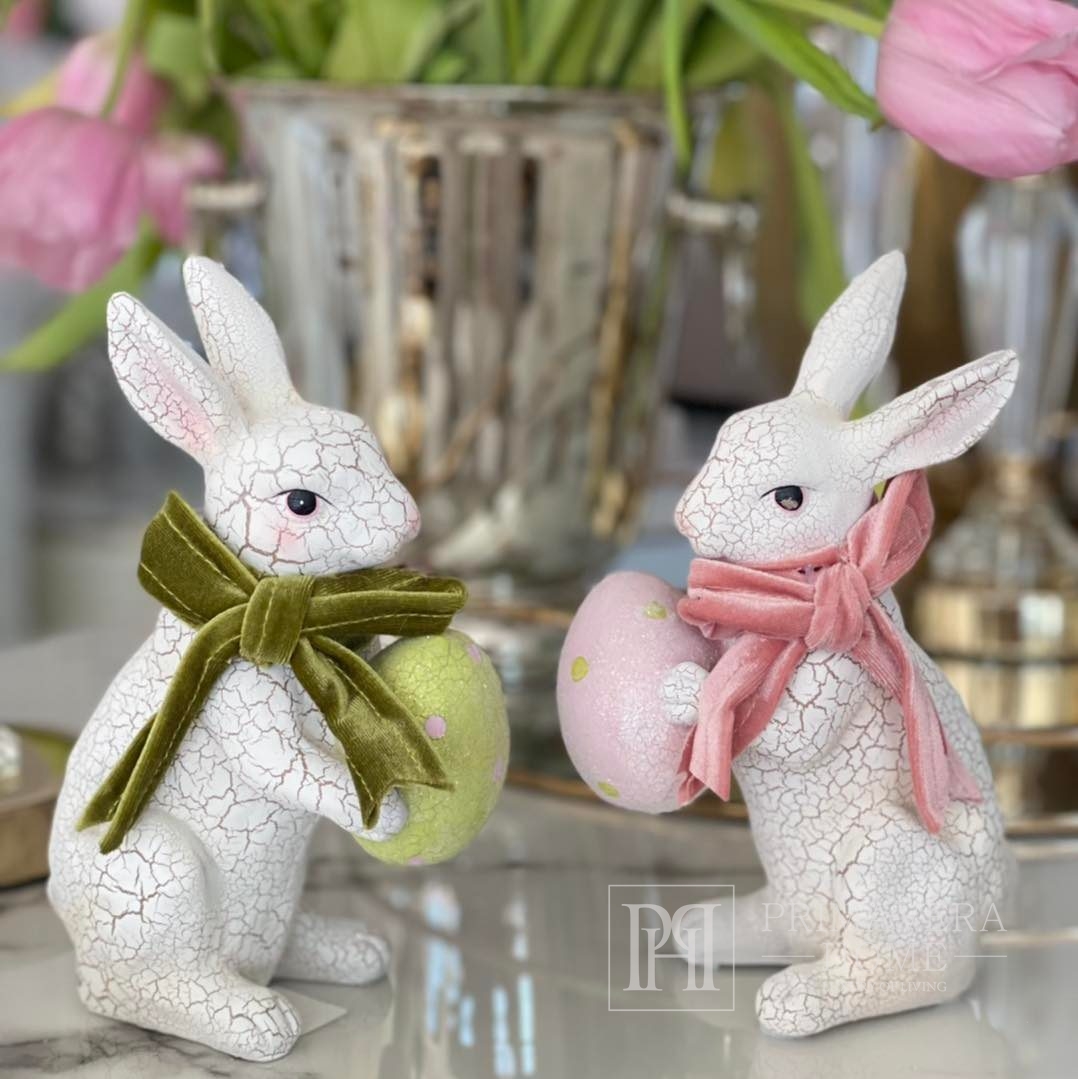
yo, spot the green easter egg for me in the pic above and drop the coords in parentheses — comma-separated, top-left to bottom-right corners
(356, 630, 509, 866)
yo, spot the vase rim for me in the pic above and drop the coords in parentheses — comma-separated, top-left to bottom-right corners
(227, 79, 724, 119)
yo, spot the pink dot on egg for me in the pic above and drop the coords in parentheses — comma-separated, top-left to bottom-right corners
(425, 714, 447, 739)
(466, 641, 483, 664)
(409, 856, 426, 867)
(492, 757, 506, 783)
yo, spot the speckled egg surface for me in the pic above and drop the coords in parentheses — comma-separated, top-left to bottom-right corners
(557, 571, 719, 813)
(356, 630, 509, 865)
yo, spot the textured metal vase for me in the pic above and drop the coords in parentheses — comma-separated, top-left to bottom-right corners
(231, 85, 675, 621)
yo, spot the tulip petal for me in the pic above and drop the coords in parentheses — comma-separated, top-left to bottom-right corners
(57, 35, 169, 137)
(0, 108, 145, 291)
(140, 133, 226, 245)
(879, 0, 1078, 178)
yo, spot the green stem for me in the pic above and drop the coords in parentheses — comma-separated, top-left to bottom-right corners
(662, 0, 693, 175)
(500, 0, 523, 81)
(1, 228, 165, 372)
(752, 0, 884, 38)
(198, 0, 220, 73)
(101, 0, 151, 119)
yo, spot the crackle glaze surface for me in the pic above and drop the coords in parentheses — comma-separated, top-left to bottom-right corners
(664, 253, 1019, 1035)
(48, 258, 423, 1062)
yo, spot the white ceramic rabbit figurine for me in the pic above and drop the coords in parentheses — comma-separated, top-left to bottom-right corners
(48, 257, 424, 1061)
(662, 252, 1017, 1036)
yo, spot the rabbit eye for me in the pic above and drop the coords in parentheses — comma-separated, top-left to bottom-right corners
(285, 489, 319, 517)
(773, 486, 804, 512)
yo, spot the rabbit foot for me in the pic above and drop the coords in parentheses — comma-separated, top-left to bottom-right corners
(77, 962, 300, 1062)
(755, 952, 975, 1037)
(276, 910, 390, 986)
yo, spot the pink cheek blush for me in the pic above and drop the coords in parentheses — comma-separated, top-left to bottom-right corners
(556, 571, 721, 814)
(425, 714, 447, 739)
(276, 525, 305, 559)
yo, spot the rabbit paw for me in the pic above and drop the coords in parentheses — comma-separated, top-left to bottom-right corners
(660, 662, 708, 726)
(756, 961, 839, 1037)
(277, 911, 390, 986)
(232, 986, 303, 1061)
(76, 962, 300, 1062)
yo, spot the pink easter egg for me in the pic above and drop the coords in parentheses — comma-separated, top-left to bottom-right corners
(557, 571, 720, 813)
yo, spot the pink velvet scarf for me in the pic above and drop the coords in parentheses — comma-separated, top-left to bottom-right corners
(676, 470, 981, 834)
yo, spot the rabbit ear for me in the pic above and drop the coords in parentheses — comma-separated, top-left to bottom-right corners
(108, 292, 245, 464)
(844, 350, 1019, 486)
(792, 251, 907, 417)
(183, 256, 299, 421)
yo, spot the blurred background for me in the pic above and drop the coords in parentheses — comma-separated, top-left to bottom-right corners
(1, 0, 1077, 887)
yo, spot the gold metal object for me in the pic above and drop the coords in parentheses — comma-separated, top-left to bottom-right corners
(914, 459, 1078, 832)
(0, 732, 60, 887)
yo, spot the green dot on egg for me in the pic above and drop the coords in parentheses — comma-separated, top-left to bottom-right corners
(597, 781, 620, 799)
(571, 656, 590, 682)
(644, 601, 668, 620)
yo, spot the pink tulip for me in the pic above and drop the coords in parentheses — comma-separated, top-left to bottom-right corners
(56, 34, 168, 138)
(2, 0, 46, 40)
(141, 133, 227, 244)
(0, 108, 143, 291)
(877, 0, 1078, 179)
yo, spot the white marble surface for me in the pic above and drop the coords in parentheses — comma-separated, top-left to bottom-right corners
(1, 785, 1076, 1079)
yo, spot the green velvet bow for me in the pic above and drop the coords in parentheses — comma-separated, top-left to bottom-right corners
(79, 492, 467, 854)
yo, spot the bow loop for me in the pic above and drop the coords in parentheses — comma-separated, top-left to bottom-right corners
(239, 575, 316, 668)
(804, 560, 874, 653)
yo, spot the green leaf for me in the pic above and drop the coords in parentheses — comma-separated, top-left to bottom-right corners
(856, 0, 891, 18)
(500, 0, 524, 81)
(752, 0, 884, 38)
(146, 14, 212, 108)
(662, 0, 692, 174)
(323, 0, 445, 83)
(405, 0, 484, 82)
(770, 81, 846, 326)
(622, 0, 702, 91)
(1, 228, 165, 373)
(706, 94, 767, 200)
(684, 13, 759, 88)
(519, 0, 584, 84)
(266, 0, 329, 75)
(452, 0, 506, 83)
(592, 0, 658, 87)
(235, 57, 306, 80)
(704, 0, 880, 120)
(549, 0, 612, 86)
(420, 47, 471, 83)
(198, 0, 222, 73)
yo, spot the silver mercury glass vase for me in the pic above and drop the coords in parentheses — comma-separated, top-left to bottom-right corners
(199, 84, 710, 696)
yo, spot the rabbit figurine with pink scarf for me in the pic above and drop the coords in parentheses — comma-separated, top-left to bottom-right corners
(558, 252, 1016, 1036)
